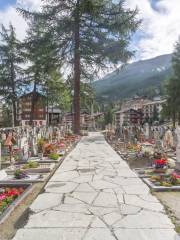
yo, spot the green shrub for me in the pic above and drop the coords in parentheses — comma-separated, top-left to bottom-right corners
(48, 153, 59, 160)
(37, 138, 46, 153)
(23, 161, 39, 169)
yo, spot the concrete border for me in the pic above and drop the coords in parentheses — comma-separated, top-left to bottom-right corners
(0, 183, 34, 225)
(143, 178, 180, 192)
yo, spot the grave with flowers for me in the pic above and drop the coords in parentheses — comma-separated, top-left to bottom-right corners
(143, 171, 180, 191)
(142, 127, 180, 191)
(0, 182, 33, 224)
(0, 126, 79, 183)
(0, 126, 80, 225)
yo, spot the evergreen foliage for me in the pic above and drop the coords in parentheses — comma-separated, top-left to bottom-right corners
(0, 24, 25, 126)
(18, 0, 139, 133)
(164, 40, 180, 126)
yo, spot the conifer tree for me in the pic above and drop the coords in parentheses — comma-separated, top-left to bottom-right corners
(164, 39, 180, 125)
(19, 0, 140, 133)
(0, 24, 25, 126)
(24, 18, 60, 124)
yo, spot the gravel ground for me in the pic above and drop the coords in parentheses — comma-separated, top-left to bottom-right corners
(155, 192, 180, 234)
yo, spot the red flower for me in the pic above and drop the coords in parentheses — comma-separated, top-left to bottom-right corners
(0, 187, 25, 213)
(5, 188, 24, 198)
(154, 159, 167, 165)
(172, 172, 180, 179)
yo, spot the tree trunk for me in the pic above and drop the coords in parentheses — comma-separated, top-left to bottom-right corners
(30, 81, 37, 126)
(12, 101, 17, 127)
(178, 112, 180, 126)
(73, 0, 81, 134)
(172, 110, 176, 128)
(10, 60, 17, 126)
(46, 89, 49, 126)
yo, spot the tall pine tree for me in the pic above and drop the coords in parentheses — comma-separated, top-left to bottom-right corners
(19, 0, 140, 133)
(24, 18, 60, 124)
(0, 24, 25, 126)
(164, 39, 180, 125)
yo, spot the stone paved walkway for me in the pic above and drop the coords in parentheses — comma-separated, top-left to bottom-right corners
(13, 133, 177, 240)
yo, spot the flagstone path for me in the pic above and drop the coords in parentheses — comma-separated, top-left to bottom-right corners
(13, 132, 178, 240)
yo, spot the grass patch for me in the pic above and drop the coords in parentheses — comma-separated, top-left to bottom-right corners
(176, 225, 180, 233)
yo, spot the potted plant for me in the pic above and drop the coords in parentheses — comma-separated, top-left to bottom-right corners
(14, 169, 28, 179)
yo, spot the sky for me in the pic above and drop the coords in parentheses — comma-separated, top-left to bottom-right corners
(0, 0, 180, 61)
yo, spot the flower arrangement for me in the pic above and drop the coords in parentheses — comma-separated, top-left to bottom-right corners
(44, 144, 57, 155)
(144, 151, 150, 158)
(59, 143, 65, 148)
(14, 169, 28, 179)
(0, 187, 24, 214)
(172, 172, 180, 179)
(171, 172, 180, 185)
(37, 138, 46, 153)
(153, 159, 167, 169)
(150, 172, 180, 187)
(127, 144, 140, 152)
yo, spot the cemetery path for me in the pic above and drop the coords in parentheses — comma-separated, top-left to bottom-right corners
(13, 132, 177, 240)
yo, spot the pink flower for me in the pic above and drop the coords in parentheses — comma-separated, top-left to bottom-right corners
(172, 172, 180, 179)
(0, 193, 7, 201)
(59, 143, 65, 147)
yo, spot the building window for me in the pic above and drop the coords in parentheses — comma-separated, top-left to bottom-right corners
(39, 114, 44, 119)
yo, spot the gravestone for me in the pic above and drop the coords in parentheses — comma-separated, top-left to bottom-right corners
(20, 136, 29, 161)
(0, 170, 7, 180)
(29, 130, 38, 157)
(144, 123, 149, 141)
(32, 136, 38, 156)
(154, 128, 161, 150)
(163, 128, 174, 150)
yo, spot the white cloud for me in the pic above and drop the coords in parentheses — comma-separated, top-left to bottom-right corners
(0, 6, 27, 40)
(127, 0, 180, 59)
(17, 0, 42, 10)
(0, 0, 180, 60)
(0, 0, 42, 40)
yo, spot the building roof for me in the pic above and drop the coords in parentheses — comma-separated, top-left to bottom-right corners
(19, 91, 46, 99)
(115, 97, 166, 114)
(142, 99, 166, 106)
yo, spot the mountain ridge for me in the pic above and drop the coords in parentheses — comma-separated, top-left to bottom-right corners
(94, 54, 173, 102)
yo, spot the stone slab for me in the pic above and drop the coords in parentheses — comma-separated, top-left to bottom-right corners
(114, 229, 178, 240)
(13, 228, 87, 240)
(30, 193, 62, 212)
(84, 228, 116, 240)
(25, 211, 93, 228)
